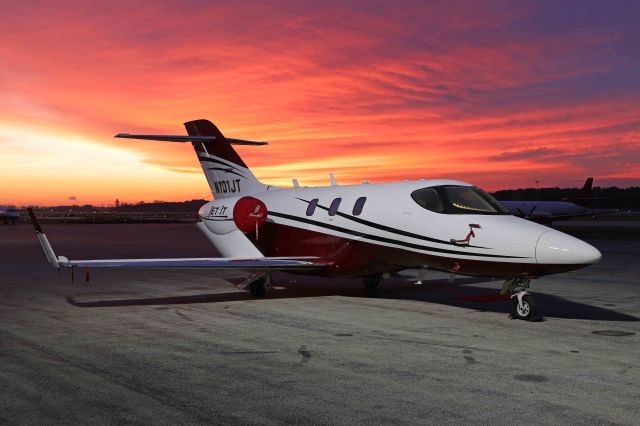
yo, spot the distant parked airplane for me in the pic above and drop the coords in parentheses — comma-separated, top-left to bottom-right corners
(499, 178, 613, 223)
(29, 120, 602, 321)
(0, 206, 19, 224)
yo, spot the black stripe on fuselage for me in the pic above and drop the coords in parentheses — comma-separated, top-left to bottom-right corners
(202, 217, 233, 222)
(268, 211, 527, 259)
(295, 197, 487, 249)
(207, 167, 247, 179)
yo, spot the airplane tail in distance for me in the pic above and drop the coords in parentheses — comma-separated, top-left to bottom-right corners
(568, 177, 594, 207)
(184, 120, 268, 199)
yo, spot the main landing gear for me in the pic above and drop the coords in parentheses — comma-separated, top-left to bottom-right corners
(363, 274, 382, 294)
(501, 276, 537, 321)
(249, 275, 271, 298)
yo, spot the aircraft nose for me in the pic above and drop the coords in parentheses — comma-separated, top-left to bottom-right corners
(536, 230, 602, 265)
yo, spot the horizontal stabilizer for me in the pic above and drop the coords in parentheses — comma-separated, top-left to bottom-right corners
(115, 133, 268, 145)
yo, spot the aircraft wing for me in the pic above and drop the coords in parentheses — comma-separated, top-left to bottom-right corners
(57, 257, 328, 270)
(27, 208, 329, 272)
(546, 211, 617, 222)
(532, 210, 619, 224)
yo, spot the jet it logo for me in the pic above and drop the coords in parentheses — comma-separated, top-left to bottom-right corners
(450, 224, 481, 246)
(208, 205, 228, 217)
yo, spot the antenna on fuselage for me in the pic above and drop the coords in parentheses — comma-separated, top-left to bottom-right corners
(329, 173, 338, 186)
(292, 178, 300, 188)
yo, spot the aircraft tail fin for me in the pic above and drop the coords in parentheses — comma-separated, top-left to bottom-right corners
(116, 120, 269, 199)
(568, 177, 594, 207)
(184, 120, 268, 199)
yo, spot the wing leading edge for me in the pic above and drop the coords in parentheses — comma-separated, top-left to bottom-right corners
(61, 257, 329, 270)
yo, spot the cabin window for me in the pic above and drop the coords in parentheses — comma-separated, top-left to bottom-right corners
(411, 188, 443, 213)
(328, 198, 342, 216)
(306, 199, 319, 216)
(352, 197, 366, 216)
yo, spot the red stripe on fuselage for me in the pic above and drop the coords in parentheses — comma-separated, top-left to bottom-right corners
(247, 222, 586, 278)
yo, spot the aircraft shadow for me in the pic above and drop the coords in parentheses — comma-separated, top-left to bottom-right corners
(383, 282, 639, 322)
(67, 276, 639, 322)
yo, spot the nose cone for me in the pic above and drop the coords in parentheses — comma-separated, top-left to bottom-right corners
(536, 230, 601, 265)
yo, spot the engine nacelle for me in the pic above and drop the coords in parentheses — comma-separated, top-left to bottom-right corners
(233, 196, 268, 233)
(198, 196, 267, 235)
(197, 196, 268, 258)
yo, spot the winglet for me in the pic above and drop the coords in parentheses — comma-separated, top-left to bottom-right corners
(27, 208, 62, 269)
(27, 207, 42, 233)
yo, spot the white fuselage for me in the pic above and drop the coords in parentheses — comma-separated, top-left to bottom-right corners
(197, 179, 601, 278)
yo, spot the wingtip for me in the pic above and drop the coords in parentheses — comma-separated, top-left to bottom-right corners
(27, 208, 43, 233)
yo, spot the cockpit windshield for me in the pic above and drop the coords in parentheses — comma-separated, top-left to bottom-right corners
(411, 185, 507, 215)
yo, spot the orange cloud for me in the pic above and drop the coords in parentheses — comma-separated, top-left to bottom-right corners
(0, 1, 638, 205)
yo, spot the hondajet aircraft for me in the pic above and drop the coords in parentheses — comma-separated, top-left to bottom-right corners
(30, 120, 602, 320)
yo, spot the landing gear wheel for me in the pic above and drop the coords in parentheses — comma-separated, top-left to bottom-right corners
(364, 275, 381, 293)
(249, 278, 266, 298)
(511, 293, 537, 321)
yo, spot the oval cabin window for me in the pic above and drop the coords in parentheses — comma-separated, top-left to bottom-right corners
(352, 197, 366, 216)
(306, 199, 319, 216)
(328, 198, 342, 216)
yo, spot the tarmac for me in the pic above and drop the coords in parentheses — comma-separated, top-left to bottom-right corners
(0, 223, 638, 425)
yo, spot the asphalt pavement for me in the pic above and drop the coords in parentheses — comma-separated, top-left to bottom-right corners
(1, 223, 638, 425)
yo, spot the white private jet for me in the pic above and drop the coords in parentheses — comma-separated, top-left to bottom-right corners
(29, 119, 602, 320)
(1, 205, 19, 224)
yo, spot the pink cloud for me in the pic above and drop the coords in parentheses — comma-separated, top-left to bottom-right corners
(0, 1, 638, 204)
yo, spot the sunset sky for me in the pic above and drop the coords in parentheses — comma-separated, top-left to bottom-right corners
(1, 0, 639, 206)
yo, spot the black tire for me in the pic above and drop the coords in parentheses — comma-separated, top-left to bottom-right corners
(249, 278, 266, 298)
(511, 294, 537, 321)
(363, 275, 381, 292)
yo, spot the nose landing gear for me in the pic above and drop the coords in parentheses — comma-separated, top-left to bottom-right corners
(511, 291, 537, 321)
(501, 276, 538, 321)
